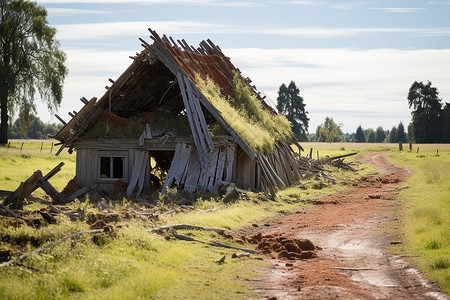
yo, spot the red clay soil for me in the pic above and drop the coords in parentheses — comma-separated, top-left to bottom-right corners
(242, 152, 449, 300)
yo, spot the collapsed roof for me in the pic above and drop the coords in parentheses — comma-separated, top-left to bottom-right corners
(54, 29, 303, 195)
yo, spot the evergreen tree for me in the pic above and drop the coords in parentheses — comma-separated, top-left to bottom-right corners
(407, 122, 414, 142)
(375, 126, 386, 143)
(277, 81, 309, 141)
(0, 0, 67, 144)
(389, 126, 398, 143)
(407, 81, 443, 143)
(367, 130, 376, 143)
(354, 125, 366, 143)
(397, 122, 407, 143)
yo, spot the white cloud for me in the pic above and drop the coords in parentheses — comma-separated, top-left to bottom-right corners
(289, 1, 328, 6)
(55, 21, 227, 40)
(47, 8, 111, 16)
(370, 7, 426, 13)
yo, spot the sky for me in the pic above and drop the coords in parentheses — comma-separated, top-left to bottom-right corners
(34, 0, 450, 134)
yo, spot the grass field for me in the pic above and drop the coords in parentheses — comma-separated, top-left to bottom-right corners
(388, 148, 450, 293)
(0, 140, 449, 297)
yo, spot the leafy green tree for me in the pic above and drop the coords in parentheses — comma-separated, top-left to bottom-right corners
(0, 0, 67, 144)
(407, 81, 443, 143)
(354, 125, 365, 143)
(367, 130, 376, 143)
(276, 81, 309, 141)
(375, 126, 386, 143)
(397, 122, 407, 143)
(389, 126, 398, 143)
(313, 117, 343, 142)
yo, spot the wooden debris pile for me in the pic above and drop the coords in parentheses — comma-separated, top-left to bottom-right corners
(294, 152, 357, 179)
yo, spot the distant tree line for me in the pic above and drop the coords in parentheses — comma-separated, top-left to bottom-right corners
(352, 122, 408, 143)
(7, 115, 62, 139)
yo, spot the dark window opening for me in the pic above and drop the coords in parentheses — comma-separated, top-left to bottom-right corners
(99, 156, 124, 179)
(113, 157, 124, 178)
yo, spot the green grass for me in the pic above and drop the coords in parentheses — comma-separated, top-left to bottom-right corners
(388, 148, 450, 293)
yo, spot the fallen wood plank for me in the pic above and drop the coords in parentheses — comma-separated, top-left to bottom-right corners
(37, 180, 65, 204)
(148, 224, 226, 235)
(0, 203, 26, 220)
(67, 184, 97, 202)
(170, 232, 261, 254)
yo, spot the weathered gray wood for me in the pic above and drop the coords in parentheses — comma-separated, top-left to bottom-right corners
(213, 149, 227, 193)
(67, 184, 97, 202)
(185, 78, 214, 152)
(136, 152, 149, 196)
(148, 224, 226, 234)
(206, 149, 220, 192)
(162, 143, 191, 193)
(184, 154, 201, 193)
(177, 72, 207, 169)
(225, 146, 235, 182)
(37, 180, 64, 204)
(126, 150, 146, 197)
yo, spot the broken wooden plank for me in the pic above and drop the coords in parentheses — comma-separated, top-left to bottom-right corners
(3, 171, 43, 209)
(37, 180, 65, 204)
(66, 184, 97, 202)
(148, 224, 226, 234)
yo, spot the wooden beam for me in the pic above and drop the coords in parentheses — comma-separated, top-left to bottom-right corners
(55, 114, 67, 125)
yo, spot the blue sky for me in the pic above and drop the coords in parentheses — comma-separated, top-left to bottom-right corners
(35, 0, 450, 134)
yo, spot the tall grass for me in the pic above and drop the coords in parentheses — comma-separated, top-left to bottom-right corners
(389, 149, 450, 293)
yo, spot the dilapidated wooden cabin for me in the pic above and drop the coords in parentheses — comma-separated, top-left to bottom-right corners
(54, 30, 303, 198)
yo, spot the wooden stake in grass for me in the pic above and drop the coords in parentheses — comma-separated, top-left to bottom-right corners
(20, 142, 24, 153)
(40, 142, 43, 153)
(50, 142, 54, 153)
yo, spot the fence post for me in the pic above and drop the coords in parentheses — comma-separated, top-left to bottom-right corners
(40, 142, 43, 153)
(20, 142, 24, 153)
(50, 142, 54, 153)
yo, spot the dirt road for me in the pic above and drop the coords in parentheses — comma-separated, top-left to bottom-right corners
(246, 152, 449, 299)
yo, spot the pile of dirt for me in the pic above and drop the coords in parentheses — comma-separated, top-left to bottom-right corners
(242, 232, 317, 260)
